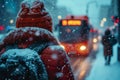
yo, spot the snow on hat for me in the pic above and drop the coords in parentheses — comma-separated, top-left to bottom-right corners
(16, 0, 52, 32)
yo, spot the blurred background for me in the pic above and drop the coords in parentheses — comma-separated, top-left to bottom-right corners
(0, 0, 119, 33)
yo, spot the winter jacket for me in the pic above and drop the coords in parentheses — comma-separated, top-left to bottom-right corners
(102, 30, 117, 56)
(0, 49, 48, 80)
(0, 27, 75, 80)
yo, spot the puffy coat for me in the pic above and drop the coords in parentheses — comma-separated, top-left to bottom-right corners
(0, 49, 48, 80)
(102, 29, 117, 56)
(0, 27, 75, 80)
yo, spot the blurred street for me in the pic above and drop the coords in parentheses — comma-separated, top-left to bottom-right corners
(69, 49, 97, 80)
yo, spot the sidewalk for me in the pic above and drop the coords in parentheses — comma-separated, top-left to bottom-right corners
(86, 44, 120, 80)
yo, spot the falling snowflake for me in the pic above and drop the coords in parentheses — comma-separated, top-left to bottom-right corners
(51, 54, 58, 60)
(2, 5, 5, 8)
(15, 68, 19, 72)
(35, 31, 40, 36)
(29, 37, 33, 41)
(56, 72, 63, 78)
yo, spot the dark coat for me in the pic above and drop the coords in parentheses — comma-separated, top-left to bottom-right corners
(0, 27, 75, 80)
(102, 31, 117, 56)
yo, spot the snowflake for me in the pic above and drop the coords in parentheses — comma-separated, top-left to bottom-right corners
(15, 68, 19, 72)
(72, 29, 76, 32)
(22, 77, 25, 79)
(51, 54, 58, 60)
(108, 37, 111, 39)
(56, 72, 63, 78)
(5, 1, 8, 4)
(35, 31, 40, 36)
(29, 37, 33, 41)
(2, 5, 5, 8)
(60, 32, 62, 34)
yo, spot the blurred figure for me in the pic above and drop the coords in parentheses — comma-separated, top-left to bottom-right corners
(102, 29, 117, 65)
(0, 0, 75, 80)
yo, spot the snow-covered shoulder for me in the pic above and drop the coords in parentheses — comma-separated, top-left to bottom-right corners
(3, 27, 58, 45)
(0, 48, 48, 80)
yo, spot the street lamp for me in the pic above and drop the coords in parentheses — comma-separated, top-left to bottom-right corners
(100, 18, 107, 27)
(58, 15, 62, 20)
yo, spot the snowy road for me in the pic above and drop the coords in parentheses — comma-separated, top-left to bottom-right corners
(69, 53, 96, 80)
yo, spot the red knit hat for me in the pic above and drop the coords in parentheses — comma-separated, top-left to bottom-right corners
(16, 0, 52, 32)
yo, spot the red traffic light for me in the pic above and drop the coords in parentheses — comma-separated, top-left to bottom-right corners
(0, 26, 4, 30)
(111, 16, 119, 23)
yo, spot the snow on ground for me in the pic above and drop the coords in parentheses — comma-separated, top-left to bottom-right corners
(86, 43, 120, 80)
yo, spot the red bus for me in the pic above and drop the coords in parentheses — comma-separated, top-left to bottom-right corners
(55, 15, 94, 56)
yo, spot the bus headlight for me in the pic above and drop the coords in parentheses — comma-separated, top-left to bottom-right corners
(93, 38, 98, 43)
(60, 45, 65, 49)
(80, 45, 87, 51)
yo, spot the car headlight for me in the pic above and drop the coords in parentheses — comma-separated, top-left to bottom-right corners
(60, 45, 65, 49)
(93, 38, 98, 43)
(80, 45, 87, 51)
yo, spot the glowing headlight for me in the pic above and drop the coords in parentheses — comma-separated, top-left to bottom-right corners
(80, 45, 87, 51)
(93, 38, 98, 43)
(10, 19, 14, 24)
(60, 45, 65, 49)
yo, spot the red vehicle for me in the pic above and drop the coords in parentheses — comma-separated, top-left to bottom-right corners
(55, 15, 93, 56)
(90, 28, 100, 53)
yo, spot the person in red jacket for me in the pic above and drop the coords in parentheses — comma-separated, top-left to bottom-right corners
(0, 0, 75, 80)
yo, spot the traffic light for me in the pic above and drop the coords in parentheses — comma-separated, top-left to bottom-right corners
(111, 16, 120, 23)
(0, 26, 4, 31)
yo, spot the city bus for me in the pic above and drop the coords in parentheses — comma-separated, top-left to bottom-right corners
(55, 15, 94, 56)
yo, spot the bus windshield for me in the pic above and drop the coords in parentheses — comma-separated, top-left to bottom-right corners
(58, 25, 90, 43)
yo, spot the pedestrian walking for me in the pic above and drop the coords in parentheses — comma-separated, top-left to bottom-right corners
(102, 29, 117, 65)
